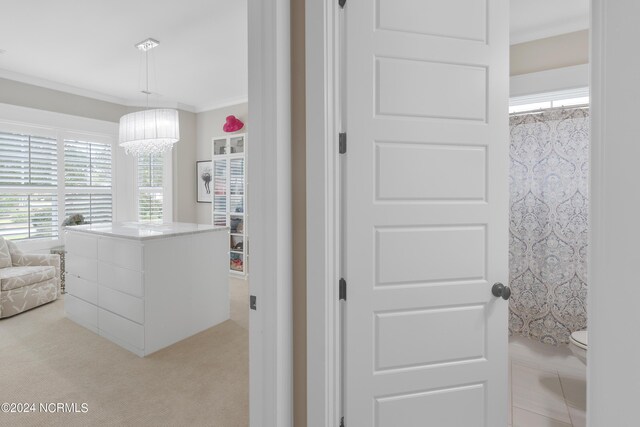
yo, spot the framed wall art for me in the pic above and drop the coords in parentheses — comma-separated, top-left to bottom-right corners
(196, 160, 213, 203)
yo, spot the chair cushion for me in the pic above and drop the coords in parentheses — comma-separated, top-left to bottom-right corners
(0, 238, 11, 269)
(0, 266, 56, 291)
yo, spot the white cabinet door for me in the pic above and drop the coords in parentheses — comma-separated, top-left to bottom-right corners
(344, 0, 509, 425)
(212, 133, 248, 275)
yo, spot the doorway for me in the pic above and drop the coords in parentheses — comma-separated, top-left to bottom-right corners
(306, 0, 590, 426)
(0, 0, 293, 426)
(507, 2, 590, 425)
(507, 91, 589, 427)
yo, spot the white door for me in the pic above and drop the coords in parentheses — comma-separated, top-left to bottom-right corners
(344, 0, 510, 425)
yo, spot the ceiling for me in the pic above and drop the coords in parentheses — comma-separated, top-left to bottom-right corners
(0, 1, 586, 108)
(0, 0, 247, 112)
(510, 0, 589, 45)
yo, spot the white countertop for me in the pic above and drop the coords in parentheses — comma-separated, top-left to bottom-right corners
(65, 222, 229, 241)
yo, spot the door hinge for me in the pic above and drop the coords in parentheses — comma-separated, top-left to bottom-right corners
(250, 295, 257, 310)
(339, 278, 347, 301)
(339, 132, 347, 154)
(339, 0, 346, 9)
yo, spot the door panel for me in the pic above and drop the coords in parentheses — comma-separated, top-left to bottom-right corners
(376, 384, 485, 427)
(377, 0, 487, 41)
(375, 305, 485, 370)
(376, 226, 486, 284)
(376, 58, 487, 120)
(344, 0, 509, 425)
(375, 142, 487, 201)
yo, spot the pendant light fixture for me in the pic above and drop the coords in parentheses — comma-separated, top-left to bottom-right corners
(119, 38, 180, 156)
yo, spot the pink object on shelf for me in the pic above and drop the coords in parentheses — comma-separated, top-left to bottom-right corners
(223, 115, 245, 133)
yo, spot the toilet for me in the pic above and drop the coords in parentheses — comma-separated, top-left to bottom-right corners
(569, 330, 588, 364)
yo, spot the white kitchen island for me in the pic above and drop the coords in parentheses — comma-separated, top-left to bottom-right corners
(64, 222, 229, 357)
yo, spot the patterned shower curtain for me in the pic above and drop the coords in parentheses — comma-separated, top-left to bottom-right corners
(508, 107, 589, 345)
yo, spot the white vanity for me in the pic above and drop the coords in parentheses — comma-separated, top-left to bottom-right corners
(64, 222, 229, 357)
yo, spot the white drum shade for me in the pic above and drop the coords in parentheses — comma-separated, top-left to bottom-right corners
(119, 109, 180, 156)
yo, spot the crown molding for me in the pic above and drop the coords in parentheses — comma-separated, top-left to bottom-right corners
(0, 68, 222, 114)
(0, 68, 130, 105)
(510, 20, 589, 45)
(194, 96, 248, 113)
(0, 102, 118, 137)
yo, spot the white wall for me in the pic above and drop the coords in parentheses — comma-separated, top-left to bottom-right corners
(510, 64, 589, 98)
(172, 110, 198, 223)
(510, 30, 589, 76)
(0, 78, 128, 122)
(590, 1, 640, 425)
(195, 103, 248, 224)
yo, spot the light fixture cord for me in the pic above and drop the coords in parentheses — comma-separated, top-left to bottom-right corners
(145, 49, 149, 108)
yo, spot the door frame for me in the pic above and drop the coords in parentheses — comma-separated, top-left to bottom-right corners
(306, 1, 342, 426)
(306, 2, 600, 427)
(248, 0, 293, 426)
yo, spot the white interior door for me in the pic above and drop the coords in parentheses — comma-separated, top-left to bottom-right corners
(343, 0, 510, 425)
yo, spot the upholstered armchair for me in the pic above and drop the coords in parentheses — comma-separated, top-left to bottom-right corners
(0, 238, 60, 318)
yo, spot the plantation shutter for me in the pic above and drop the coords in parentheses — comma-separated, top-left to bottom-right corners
(138, 154, 164, 221)
(64, 139, 113, 224)
(0, 131, 58, 240)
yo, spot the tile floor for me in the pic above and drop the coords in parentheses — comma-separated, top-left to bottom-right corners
(509, 335, 586, 427)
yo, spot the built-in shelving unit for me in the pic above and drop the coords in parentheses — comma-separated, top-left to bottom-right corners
(212, 133, 247, 275)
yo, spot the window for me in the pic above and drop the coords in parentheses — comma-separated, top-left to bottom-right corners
(0, 131, 59, 240)
(138, 154, 164, 222)
(0, 129, 114, 242)
(64, 139, 113, 224)
(509, 88, 590, 114)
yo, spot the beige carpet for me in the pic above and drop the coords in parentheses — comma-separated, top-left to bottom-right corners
(0, 278, 249, 427)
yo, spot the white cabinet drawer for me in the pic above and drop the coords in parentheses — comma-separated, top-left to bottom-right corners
(98, 262, 143, 297)
(98, 286, 144, 324)
(66, 232, 97, 258)
(65, 294, 98, 332)
(66, 275, 97, 305)
(98, 238, 142, 271)
(99, 308, 144, 350)
(66, 254, 98, 282)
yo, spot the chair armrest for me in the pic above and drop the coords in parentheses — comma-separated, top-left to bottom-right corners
(12, 253, 61, 289)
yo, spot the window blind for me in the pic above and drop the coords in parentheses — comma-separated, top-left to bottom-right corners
(65, 193, 113, 224)
(229, 158, 244, 214)
(64, 140, 113, 224)
(0, 132, 58, 240)
(138, 154, 164, 222)
(0, 194, 59, 240)
(0, 132, 57, 186)
(213, 159, 227, 213)
(64, 140, 112, 187)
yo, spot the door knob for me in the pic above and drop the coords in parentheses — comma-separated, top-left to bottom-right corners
(492, 283, 511, 300)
